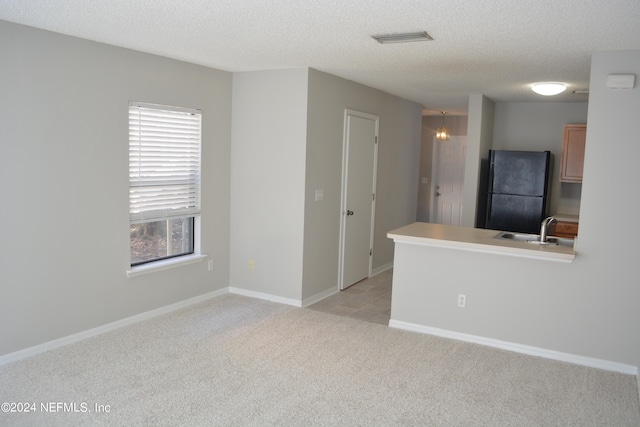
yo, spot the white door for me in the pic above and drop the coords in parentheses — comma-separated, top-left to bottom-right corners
(430, 136, 466, 226)
(339, 110, 378, 290)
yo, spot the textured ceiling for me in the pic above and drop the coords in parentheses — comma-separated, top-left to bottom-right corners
(2, 0, 640, 115)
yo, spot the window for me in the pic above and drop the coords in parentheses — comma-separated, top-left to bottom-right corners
(129, 102, 202, 267)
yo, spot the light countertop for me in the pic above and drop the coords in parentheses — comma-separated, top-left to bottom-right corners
(387, 222, 575, 263)
(553, 213, 579, 223)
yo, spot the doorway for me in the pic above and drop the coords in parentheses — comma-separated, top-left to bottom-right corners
(338, 109, 379, 290)
(430, 136, 467, 225)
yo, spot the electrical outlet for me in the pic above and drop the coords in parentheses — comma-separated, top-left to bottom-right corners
(208, 260, 214, 271)
(458, 294, 466, 308)
(248, 259, 255, 270)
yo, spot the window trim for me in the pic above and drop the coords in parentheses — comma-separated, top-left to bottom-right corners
(126, 254, 207, 278)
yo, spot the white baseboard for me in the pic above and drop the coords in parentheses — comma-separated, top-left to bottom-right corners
(0, 288, 228, 367)
(228, 287, 302, 308)
(1, 287, 303, 366)
(371, 262, 393, 276)
(301, 286, 339, 308)
(389, 319, 638, 376)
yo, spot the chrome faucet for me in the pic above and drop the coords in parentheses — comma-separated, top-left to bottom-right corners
(539, 216, 557, 243)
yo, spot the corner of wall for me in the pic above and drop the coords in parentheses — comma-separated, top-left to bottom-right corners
(462, 95, 495, 227)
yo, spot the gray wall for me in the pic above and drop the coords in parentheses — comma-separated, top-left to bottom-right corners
(0, 21, 232, 355)
(463, 95, 495, 227)
(303, 69, 422, 301)
(230, 69, 309, 302)
(390, 49, 640, 370)
(579, 49, 640, 369)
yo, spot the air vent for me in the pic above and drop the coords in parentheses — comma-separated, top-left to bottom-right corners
(371, 31, 434, 44)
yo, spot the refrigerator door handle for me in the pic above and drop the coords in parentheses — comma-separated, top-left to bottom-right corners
(488, 159, 495, 193)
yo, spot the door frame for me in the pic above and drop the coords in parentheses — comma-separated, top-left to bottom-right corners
(338, 109, 379, 290)
(429, 136, 440, 222)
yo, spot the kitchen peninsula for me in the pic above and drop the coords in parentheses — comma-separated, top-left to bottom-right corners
(387, 222, 575, 263)
(385, 222, 586, 370)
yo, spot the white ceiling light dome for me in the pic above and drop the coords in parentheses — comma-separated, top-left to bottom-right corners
(531, 82, 567, 96)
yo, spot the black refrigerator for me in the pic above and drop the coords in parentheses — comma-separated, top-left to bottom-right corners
(485, 150, 551, 234)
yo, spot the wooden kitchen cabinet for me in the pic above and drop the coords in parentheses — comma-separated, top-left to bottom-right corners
(553, 221, 579, 238)
(560, 124, 586, 183)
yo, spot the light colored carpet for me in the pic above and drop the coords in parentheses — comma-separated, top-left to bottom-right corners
(1, 294, 639, 426)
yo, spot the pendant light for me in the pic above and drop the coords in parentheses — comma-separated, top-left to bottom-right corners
(436, 111, 450, 141)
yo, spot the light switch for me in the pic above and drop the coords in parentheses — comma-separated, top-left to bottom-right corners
(315, 189, 324, 201)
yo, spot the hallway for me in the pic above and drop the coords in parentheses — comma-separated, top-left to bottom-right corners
(307, 269, 392, 325)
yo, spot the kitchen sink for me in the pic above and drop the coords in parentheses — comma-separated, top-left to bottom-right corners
(493, 231, 574, 248)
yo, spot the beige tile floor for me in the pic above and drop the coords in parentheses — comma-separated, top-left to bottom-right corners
(307, 269, 392, 325)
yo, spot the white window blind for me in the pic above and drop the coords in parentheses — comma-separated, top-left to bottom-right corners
(129, 103, 202, 224)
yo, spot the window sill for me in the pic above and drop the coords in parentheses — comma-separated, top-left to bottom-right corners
(126, 254, 207, 278)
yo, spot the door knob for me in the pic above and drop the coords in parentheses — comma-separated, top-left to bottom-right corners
(435, 192, 441, 196)
(346, 210, 354, 216)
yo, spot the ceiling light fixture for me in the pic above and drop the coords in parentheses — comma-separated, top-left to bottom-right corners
(371, 31, 433, 44)
(436, 111, 450, 141)
(531, 82, 567, 96)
